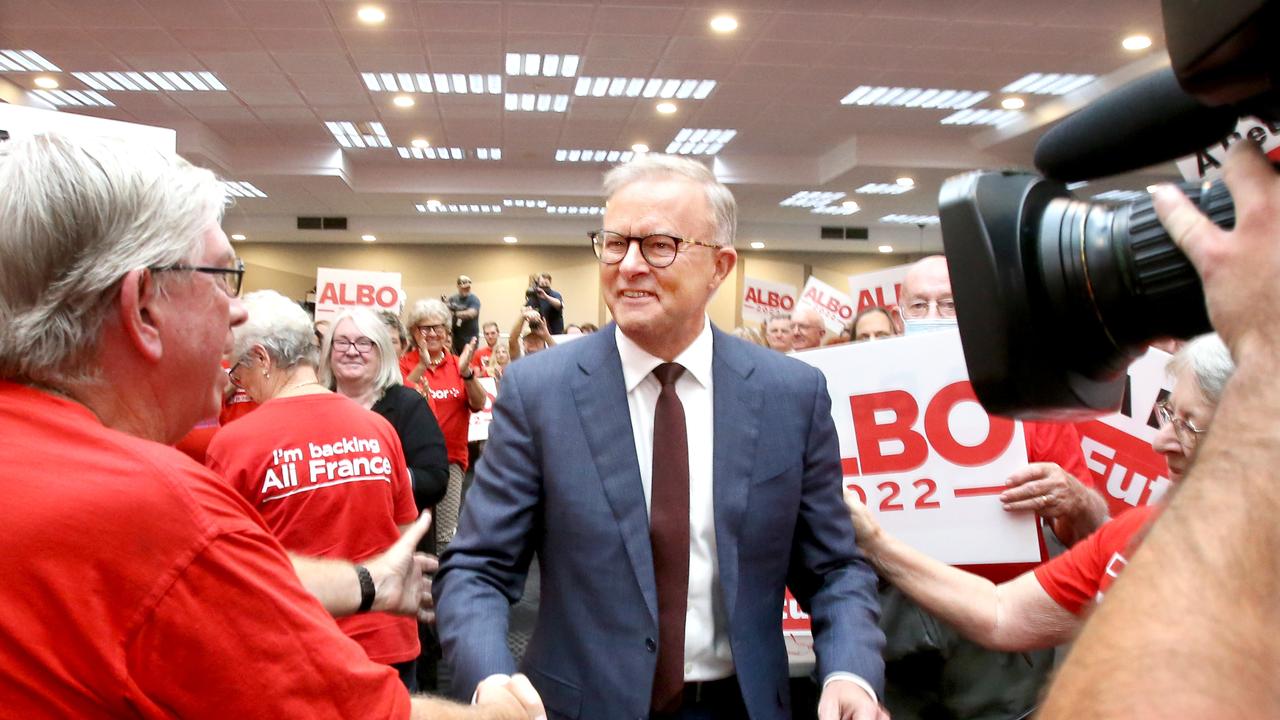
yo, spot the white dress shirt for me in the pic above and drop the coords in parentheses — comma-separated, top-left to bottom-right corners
(617, 317, 732, 681)
(617, 318, 878, 704)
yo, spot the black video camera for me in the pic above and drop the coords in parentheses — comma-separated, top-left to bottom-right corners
(940, 0, 1278, 419)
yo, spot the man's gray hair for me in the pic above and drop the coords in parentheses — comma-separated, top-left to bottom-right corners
(602, 154, 737, 247)
(1168, 333, 1235, 406)
(232, 290, 318, 369)
(405, 298, 451, 332)
(319, 307, 402, 396)
(0, 134, 227, 384)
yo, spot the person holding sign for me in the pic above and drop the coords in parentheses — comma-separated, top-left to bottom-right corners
(434, 153, 886, 719)
(851, 306, 898, 343)
(871, 255, 1109, 720)
(844, 334, 1232, 677)
(791, 305, 828, 350)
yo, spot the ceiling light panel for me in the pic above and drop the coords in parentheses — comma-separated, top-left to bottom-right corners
(665, 128, 736, 156)
(474, 148, 502, 160)
(546, 206, 604, 215)
(73, 71, 226, 91)
(855, 183, 912, 195)
(812, 204, 860, 215)
(30, 89, 113, 107)
(939, 108, 1022, 127)
(222, 181, 267, 198)
(504, 93, 570, 112)
(504, 199, 549, 208)
(1002, 73, 1096, 95)
(779, 191, 845, 209)
(362, 72, 501, 95)
(0, 50, 60, 72)
(553, 149, 636, 163)
(573, 76, 716, 100)
(504, 53, 580, 77)
(325, 121, 391, 148)
(881, 214, 941, 225)
(396, 146, 466, 160)
(839, 86, 988, 109)
(415, 203, 503, 214)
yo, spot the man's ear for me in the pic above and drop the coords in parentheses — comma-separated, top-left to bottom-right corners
(117, 268, 164, 363)
(709, 246, 738, 291)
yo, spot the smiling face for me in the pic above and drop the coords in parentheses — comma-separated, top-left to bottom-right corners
(600, 175, 736, 360)
(329, 317, 380, 390)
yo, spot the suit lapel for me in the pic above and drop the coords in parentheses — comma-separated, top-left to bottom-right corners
(570, 325, 658, 624)
(710, 328, 761, 626)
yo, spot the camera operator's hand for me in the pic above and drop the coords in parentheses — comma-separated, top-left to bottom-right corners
(1154, 140, 1280, 363)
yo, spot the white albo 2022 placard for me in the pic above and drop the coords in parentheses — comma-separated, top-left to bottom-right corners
(796, 329, 1040, 566)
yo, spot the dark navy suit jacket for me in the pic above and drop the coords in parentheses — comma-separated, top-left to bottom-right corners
(434, 323, 884, 719)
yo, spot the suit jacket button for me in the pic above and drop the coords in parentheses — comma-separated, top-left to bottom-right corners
(645, 638, 657, 652)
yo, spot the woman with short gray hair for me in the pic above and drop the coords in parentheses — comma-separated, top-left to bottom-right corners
(207, 290, 421, 688)
(400, 297, 486, 554)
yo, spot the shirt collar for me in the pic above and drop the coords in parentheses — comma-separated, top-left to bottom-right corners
(616, 317, 713, 393)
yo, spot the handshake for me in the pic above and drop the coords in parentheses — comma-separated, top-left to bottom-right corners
(470, 673, 545, 720)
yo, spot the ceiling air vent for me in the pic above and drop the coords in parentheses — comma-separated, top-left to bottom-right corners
(819, 226, 869, 240)
(297, 216, 348, 230)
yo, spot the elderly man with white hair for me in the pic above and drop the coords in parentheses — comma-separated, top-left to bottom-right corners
(0, 133, 542, 719)
(790, 305, 827, 350)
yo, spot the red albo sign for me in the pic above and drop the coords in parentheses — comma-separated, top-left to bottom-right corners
(317, 282, 399, 308)
(745, 287, 795, 311)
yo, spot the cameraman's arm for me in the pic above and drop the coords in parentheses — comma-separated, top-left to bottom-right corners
(1040, 141, 1280, 718)
(537, 288, 562, 310)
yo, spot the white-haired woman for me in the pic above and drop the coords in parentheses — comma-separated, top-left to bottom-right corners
(321, 307, 449, 514)
(206, 290, 420, 688)
(844, 334, 1233, 656)
(400, 298, 485, 552)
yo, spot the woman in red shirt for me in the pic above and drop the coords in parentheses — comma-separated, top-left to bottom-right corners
(206, 291, 420, 687)
(843, 334, 1233, 651)
(400, 298, 486, 553)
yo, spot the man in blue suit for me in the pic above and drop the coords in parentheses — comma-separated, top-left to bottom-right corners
(434, 154, 885, 719)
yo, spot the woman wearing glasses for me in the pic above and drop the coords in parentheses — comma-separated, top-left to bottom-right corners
(207, 291, 421, 689)
(844, 333, 1232, 654)
(400, 299, 486, 555)
(322, 307, 449, 515)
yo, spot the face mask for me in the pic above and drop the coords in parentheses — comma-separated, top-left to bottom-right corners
(902, 317, 958, 336)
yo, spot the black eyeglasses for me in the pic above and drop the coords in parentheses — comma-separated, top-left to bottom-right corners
(589, 230, 720, 269)
(333, 337, 375, 353)
(1156, 400, 1204, 448)
(150, 258, 245, 297)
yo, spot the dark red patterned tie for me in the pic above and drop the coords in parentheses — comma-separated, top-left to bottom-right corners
(649, 362, 689, 714)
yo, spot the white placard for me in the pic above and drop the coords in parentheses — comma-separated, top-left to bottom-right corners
(741, 277, 798, 324)
(0, 103, 176, 151)
(1175, 117, 1280, 183)
(798, 276, 856, 335)
(467, 378, 498, 442)
(1077, 347, 1175, 515)
(314, 267, 405, 323)
(848, 264, 910, 313)
(796, 329, 1039, 566)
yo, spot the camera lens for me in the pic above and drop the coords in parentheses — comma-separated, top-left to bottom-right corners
(1036, 180, 1231, 380)
(939, 172, 1234, 418)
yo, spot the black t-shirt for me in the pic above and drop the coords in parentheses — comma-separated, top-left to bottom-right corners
(526, 288, 565, 335)
(447, 292, 481, 350)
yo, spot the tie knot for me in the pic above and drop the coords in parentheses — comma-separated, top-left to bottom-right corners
(653, 362, 685, 387)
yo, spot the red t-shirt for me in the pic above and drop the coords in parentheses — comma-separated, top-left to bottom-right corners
(472, 345, 493, 375)
(401, 348, 472, 469)
(1034, 504, 1158, 615)
(206, 392, 419, 664)
(220, 386, 258, 425)
(0, 381, 409, 718)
